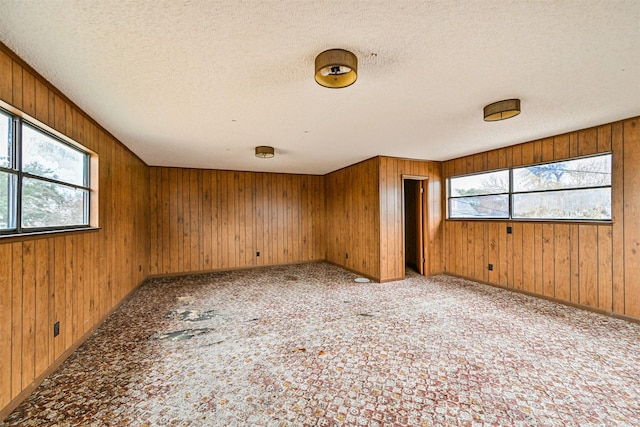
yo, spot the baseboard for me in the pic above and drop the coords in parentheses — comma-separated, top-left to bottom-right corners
(379, 276, 404, 283)
(442, 273, 640, 324)
(324, 260, 380, 283)
(0, 279, 146, 422)
(146, 259, 327, 279)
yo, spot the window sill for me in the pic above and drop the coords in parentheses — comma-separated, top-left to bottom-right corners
(446, 218, 613, 226)
(0, 227, 101, 242)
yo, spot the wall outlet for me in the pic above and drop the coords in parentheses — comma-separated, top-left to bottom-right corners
(488, 264, 494, 271)
(506, 226, 513, 234)
(53, 321, 60, 337)
(256, 251, 260, 257)
(345, 253, 349, 259)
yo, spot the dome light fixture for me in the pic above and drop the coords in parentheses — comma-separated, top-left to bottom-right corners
(315, 49, 358, 88)
(255, 146, 274, 158)
(483, 99, 521, 121)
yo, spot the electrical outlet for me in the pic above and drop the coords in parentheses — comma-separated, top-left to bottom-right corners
(506, 226, 513, 234)
(53, 321, 60, 337)
(488, 264, 493, 271)
(256, 251, 260, 257)
(345, 253, 349, 259)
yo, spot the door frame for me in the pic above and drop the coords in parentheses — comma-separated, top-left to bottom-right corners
(401, 174, 429, 277)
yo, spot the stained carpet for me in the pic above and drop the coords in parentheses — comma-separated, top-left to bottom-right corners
(3, 262, 639, 426)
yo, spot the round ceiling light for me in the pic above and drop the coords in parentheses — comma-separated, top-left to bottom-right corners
(315, 49, 358, 88)
(255, 146, 274, 158)
(483, 99, 521, 121)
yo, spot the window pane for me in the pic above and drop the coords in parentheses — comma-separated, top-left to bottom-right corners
(22, 177, 87, 228)
(513, 154, 611, 192)
(450, 194, 509, 218)
(22, 124, 86, 186)
(0, 171, 17, 229)
(0, 110, 11, 168)
(513, 188, 611, 220)
(449, 170, 509, 196)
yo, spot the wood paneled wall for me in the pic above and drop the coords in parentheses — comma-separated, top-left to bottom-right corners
(325, 156, 443, 282)
(442, 117, 640, 320)
(0, 46, 150, 418)
(325, 158, 381, 279)
(149, 168, 325, 275)
(379, 157, 443, 281)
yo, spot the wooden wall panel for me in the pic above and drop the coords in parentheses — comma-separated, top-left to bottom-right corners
(0, 244, 11, 409)
(149, 169, 325, 276)
(442, 117, 639, 320)
(326, 158, 380, 280)
(623, 118, 640, 318)
(554, 225, 571, 301)
(1, 44, 150, 420)
(376, 157, 443, 281)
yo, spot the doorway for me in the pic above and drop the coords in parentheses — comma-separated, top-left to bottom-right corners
(403, 177, 428, 276)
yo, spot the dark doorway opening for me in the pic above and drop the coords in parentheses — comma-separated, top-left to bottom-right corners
(403, 177, 428, 276)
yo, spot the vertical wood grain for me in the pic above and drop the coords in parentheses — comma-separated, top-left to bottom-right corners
(611, 122, 625, 314)
(553, 134, 570, 160)
(488, 222, 499, 283)
(21, 241, 35, 389)
(554, 225, 571, 301)
(11, 61, 22, 110)
(542, 224, 555, 297)
(579, 225, 598, 308)
(475, 223, 486, 282)
(34, 239, 49, 378)
(440, 117, 637, 323)
(0, 51, 11, 103)
(521, 223, 535, 293)
(10, 243, 22, 399)
(533, 224, 543, 294)
(0, 245, 11, 408)
(570, 224, 580, 303)
(597, 225, 613, 311)
(512, 222, 523, 290)
(623, 118, 640, 317)
(1, 46, 150, 418)
(148, 169, 327, 275)
(578, 128, 598, 156)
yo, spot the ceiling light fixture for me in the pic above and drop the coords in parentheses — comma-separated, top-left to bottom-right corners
(255, 146, 274, 158)
(315, 49, 358, 88)
(483, 99, 521, 121)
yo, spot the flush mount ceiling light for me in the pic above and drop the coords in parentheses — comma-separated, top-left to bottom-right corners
(255, 146, 274, 158)
(483, 99, 521, 121)
(315, 49, 358, 88)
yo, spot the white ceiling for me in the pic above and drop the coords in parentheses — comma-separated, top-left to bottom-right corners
(0, 1, 638, 175)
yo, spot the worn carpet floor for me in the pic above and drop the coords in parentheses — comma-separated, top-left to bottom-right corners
(3, 262, 639, 426)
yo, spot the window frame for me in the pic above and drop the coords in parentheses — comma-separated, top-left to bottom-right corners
(0, 105, 94, 236)
(447, 169, 511, 219)
(447, 152, 613, 223)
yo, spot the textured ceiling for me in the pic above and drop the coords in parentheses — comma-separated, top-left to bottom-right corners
(0, 0, 638, 175)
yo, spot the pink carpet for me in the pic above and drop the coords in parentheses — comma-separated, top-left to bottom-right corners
(3, 262, 639, 426)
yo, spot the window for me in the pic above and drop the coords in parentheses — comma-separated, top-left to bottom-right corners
(448, 153, 612, 221)
(512, 155, 611, 220)
(0, 108, 91, 234)
(448, 170, 510, 219)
